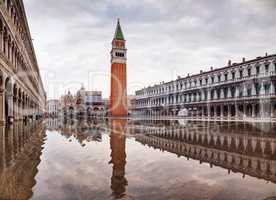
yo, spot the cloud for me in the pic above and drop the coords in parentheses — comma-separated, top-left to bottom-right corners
(24, 0, 276, 99)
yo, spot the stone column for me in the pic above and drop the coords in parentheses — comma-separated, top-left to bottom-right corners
(0, 90, 5, 125)
(7, 94, 13, 123)
(260, 82, 265, 96)
(235, 104, 239, 118)
(0, 30, 3, 53)
(227, 88, 231, 99)
(221, 88, 225, 99)
(18, 99, 22, 120)
(260, 101, 265, 118)
(13, 96, 18, 121)
(235, 87, 239, 98)
(270, 81, 275, 95)
(214, 90, 218, 100)
(252, 104, 255, 118)
(228, 104, 231, 119)
(207, 104, 210, 118)
(0, 126, 6, 168)
(220, 105, 224, 118)
(243, 85, 247, 97)
(252, 84, 256, 96)
(207, 89, 211, 101)
(196, 92, 200, 102)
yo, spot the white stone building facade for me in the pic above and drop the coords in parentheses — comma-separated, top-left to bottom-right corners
(133, 54, 276, 120)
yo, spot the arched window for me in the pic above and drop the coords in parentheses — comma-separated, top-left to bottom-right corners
(232, 71, 235, 80)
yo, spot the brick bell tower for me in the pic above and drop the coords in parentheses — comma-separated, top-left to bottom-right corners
(110, 19, 128, 117)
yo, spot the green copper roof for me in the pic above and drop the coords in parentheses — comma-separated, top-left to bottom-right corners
(114, 19, 125, 40)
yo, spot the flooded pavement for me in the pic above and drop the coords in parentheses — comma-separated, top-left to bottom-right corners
(1, 119, 276, 200)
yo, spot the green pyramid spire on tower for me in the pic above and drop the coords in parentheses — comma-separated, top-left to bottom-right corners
(114, 18, 125, 40)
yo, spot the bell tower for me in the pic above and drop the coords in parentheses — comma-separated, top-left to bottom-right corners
(110, 19, 127, 117)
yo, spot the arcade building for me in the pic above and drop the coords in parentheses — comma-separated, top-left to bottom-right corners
(132, 53, 276, 120)
(0, 0, 46, 125)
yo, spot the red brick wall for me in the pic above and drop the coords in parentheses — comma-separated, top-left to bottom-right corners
(110, 63, 127, 116)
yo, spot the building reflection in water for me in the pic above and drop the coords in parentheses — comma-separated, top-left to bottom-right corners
(46, 118, 103, 146)
(131, 120, 276, 183)
(0, 121, 46, 200)
(109, 119, 128, 199)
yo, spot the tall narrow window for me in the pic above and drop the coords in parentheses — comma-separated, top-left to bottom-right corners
(264, 84, 270, 95)
(225, 74, 228, 81)
(224, 88, 228, 98)
(248, 68, 251, 77)
(255, 83, 260, 95)
(231, 87, 235, 98)
(239, 70, 243, 79)
(217, 90, 221, 99)
(256, 66, 260, 75)
(247, 88, 252, 96)
(218, 75, 221, 82)
(265, 64, 269, 74)
(232, 72, 235, 80)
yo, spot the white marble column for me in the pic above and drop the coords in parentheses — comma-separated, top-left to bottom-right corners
(214, 90, 218, 100)
(243, 85, 247, 97)
(260, 82, 265, 96)
(220, 105, 224, 118)
(221, 88, 225, 99)
(207, 90, 211, 101)
(228, 105, 231, 118)
(227, 88, 232, 98)
(252, 84, 256, 96)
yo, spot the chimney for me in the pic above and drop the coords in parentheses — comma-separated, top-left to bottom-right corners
(187, 73, 190, 77)
(210, 66, 213, 71)
(242, 57, 246, 63)
(265, 52, 268, 57)
(200, 70, 203, 74)
(228, 60, 232, 66)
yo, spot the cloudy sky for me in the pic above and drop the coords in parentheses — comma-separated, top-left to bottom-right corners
(24, 0, 276, 99)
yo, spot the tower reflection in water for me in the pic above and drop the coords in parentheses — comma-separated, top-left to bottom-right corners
(0, 121, 45, 200)
(109, 119, 128, 199)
